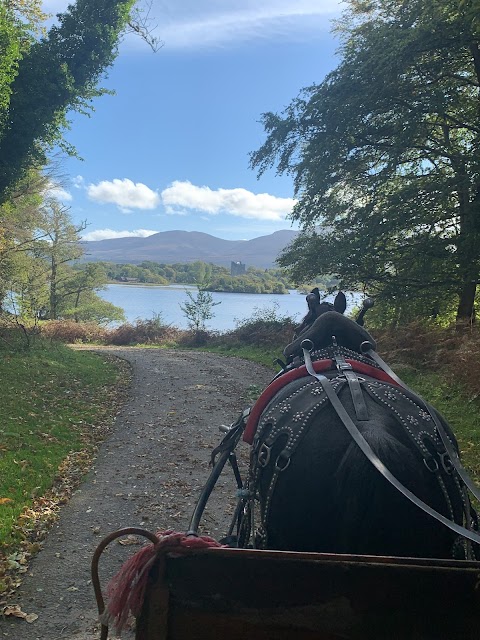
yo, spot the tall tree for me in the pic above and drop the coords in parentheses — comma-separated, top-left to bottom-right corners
(34, 199, 84, 320)
(251, 0, 480, 323)
(0, 1, 46, 126)
(0, 0, 135, 201)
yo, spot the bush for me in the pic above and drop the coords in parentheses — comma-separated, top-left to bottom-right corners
(40, 320, 108, 344)
(108, 314, 180, 346)
(177, 329, 214, 348)
(220, 304, 297, 349)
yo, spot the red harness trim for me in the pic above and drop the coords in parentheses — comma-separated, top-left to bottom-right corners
(243, 359, 400, 444)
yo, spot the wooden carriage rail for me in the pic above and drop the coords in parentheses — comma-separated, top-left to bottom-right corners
(136, 547, 480, 640)
(92, 532, 480, 640)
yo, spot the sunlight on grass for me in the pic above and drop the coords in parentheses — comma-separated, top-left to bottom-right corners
(395, 367, 480, 482)
(0, 344, 123, 548)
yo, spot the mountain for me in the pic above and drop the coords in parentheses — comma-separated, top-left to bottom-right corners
(81, 229, 299, 269)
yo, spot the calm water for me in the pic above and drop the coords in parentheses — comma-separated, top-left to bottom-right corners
(99, 284, 363, 332)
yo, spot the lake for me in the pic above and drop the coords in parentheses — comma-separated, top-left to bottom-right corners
(99, 284, 363, 332)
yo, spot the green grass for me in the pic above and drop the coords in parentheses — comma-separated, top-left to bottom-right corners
(193, 343, 285, 369)
(395, 367, 480, 482)
(0, 342, 124, 548)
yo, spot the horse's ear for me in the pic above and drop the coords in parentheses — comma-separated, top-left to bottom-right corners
(311, 287, 320, 303)
(334, 291, 347, 314)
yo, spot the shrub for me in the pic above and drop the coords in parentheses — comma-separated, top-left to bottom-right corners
(108, 314, 180, 345)
(40, 320, 108, 344)
(221, 303, 297, 349)
(177, 329, 214, 348)
(179, 288, 221, 333)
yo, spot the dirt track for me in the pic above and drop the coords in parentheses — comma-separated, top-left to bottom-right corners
(1, 348, 272, 640)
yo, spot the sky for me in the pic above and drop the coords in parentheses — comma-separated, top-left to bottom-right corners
(42, 0, 344, 242)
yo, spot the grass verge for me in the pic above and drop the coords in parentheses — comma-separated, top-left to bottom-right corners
(0, 342, 129, 595)
(194, 343, 285, 369)
(395, 367, 480, 483)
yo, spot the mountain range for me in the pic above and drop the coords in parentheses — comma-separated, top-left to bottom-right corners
(81, 229, 299, 269)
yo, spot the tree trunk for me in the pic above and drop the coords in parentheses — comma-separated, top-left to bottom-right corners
(50, 255, 57, 320)
(451, 156, 479, 326)
(74, 290, 81, 323)
(456, 279, 477, 324)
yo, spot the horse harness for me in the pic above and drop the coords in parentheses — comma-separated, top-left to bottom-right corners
(234, 342, 480, 555)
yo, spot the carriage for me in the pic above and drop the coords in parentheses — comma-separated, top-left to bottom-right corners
(92, 292, 480, 639)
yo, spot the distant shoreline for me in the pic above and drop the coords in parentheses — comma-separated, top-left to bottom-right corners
(106, 281, 197, 288)
(106, 281, 293, 294)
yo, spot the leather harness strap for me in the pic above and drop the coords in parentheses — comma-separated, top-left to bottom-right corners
(333, 351, 369, 421)
(243, 358, 398, 444)
(302, 343, 480, 546)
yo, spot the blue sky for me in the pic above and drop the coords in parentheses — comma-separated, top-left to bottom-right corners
(43, 1, 343, 242)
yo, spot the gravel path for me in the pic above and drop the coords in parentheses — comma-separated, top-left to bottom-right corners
(1, 348, 272, 640)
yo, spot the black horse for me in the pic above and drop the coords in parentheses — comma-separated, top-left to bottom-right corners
(236, 292, 478, 559)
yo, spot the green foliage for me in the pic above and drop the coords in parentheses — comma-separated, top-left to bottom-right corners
(61, 293, 125, 325)
(364, 294, 458, 329)
(388, 366, 480, 482)
(2, 195, 124, 326)
(0, 2, 47, 138)
(0, 6, 24, 133)
(180, 288, 221, 334)
(0, 0, 135, 199)
(100, 260, 295, 292)
(211, 302, 297, 350)
(251, 0, 480, 324)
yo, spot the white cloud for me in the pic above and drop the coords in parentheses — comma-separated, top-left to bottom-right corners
(43, 2, 343, 51)
(87, 178, 160, 212)
(43, 182, 73, 202)
(161, 180, 296, 221)
(122, 0, 343, 51)
(81, 229, 159, 242)
(165, 2, 340, 49)
(73, 175, 85, 189)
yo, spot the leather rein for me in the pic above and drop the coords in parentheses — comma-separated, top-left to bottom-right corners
(300, 339, 480, 546)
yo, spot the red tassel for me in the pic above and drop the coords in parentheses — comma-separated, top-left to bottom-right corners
(104, 530, 225, 634)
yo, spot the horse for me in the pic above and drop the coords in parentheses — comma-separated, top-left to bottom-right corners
(235, 291, 478, 559)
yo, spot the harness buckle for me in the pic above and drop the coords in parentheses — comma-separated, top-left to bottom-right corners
(440, 452, 454, 475)
(424, 455, 439, 473)
(275, 451, 291, 472)
(333, 351, 353, 377)
(258, 443, 271, 468)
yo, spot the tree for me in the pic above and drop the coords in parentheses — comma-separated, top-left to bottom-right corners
(0, 2, 46, 128)
(180, 288, 221, 334)
(4, 195, 123, 324)
(58, 262, 118, 322)
(0, 168, 51, 311)
(0, 0, 136, 200)
(34, 199, 85, 319)
(250, 0, 480, 324)
(60, 287, 125, 324)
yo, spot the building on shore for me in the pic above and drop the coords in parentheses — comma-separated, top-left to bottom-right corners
(231, 261, 246, 276)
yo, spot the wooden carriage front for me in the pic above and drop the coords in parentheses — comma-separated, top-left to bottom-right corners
(135, 547, 480, 639)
